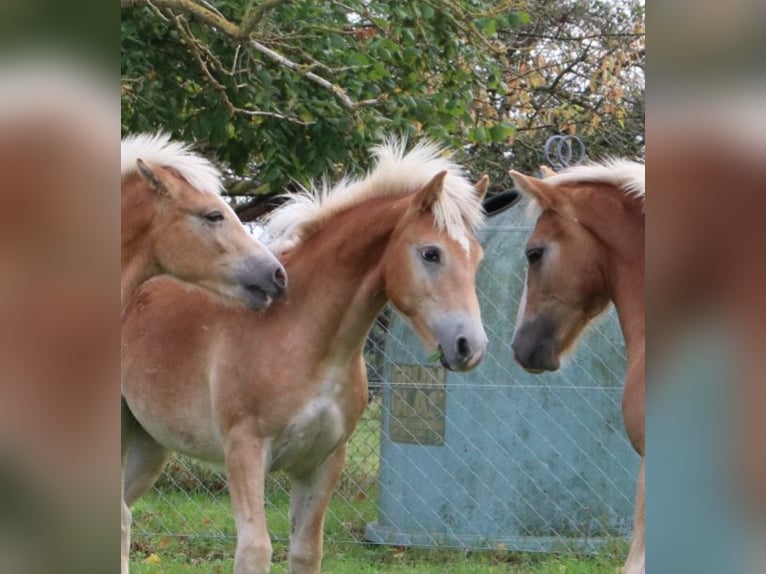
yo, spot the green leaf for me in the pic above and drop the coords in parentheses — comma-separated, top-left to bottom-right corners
(482, 18, 497, 37)
(427, 349, 443, 363)
(368, 63, 388, 81)
(469, 126, 489, 143)
(489, 123, 516, 142)
(349, 53, 371, 66)
(394, 6, 410, 20)
(508, 11, 532, 27)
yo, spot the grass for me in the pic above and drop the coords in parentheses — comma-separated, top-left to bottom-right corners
(132, 546, 621, 574)
(131, 488, 623, 573)
(130, 399, 624, 573)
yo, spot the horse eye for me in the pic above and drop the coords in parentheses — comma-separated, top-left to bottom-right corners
(525, 247, 544, 264)
(420, 247, 441, 264)
(203, 210, 224, 223)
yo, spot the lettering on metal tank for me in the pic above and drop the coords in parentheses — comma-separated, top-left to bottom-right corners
(390, 364, 446, 445)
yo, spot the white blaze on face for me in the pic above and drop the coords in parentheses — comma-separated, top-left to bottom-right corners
(513, 272, 528, 340)
(449, 227, 470, 255)
(457, 232, 470, 254)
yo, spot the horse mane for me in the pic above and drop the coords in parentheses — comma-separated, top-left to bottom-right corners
(121, 132, 222, 195)
(266, 138, 484, 252)
(545, 158, 645, 200)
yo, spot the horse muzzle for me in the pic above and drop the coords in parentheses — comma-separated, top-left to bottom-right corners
(511, 314, 560, 372)
(433, 314, 488, 372)
(236, 255, 288, 310)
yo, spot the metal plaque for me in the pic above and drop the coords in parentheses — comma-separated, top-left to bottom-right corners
(389, 364, 446, 445)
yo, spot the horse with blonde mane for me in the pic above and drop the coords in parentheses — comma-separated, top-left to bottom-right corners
(121, 139, 490, 574)
(121, 133, 286, 574)
(121, 132, 286, 309)
(508, 160, 645, 574)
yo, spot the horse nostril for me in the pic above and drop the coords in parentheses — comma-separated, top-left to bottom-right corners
(456, 336, 471, 360)
(273, 267, 287, 290)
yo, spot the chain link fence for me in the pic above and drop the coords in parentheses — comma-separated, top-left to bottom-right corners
(131, 198, 638, 558)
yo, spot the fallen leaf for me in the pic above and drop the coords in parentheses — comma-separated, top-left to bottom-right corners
(143, 553, 161, 565)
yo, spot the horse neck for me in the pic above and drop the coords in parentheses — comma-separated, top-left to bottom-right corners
(578, 189, 645, 358)
(609, 253, 645, 362)
(279, 195, 405, 361)
(121, 177, 157, 307)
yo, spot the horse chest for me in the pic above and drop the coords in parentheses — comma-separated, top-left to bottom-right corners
(269, 396, 347, 474)
(268, 368, 359, 474)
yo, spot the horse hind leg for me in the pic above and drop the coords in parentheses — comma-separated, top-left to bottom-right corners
(623, 457, 645, 574)
(121, 398, 169, 574)
(121, 398, 134, 574)
(121, 496, 130, 574)
(124, 421, 170, 506)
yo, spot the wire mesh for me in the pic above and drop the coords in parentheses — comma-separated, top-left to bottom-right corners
(131, 209, 637, 558)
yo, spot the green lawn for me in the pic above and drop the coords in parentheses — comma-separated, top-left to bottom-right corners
(131, 489, 623, 574)
(132, 548, 621, 574)
(130, 399, 624, 573)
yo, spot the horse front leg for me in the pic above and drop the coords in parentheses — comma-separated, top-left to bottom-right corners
(224, 426, 272, 574)
(288, 443, 347, 574)
(623, 457, 645, 574)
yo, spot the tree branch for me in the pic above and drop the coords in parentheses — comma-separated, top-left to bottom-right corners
(170, 12, 315, 126)
(544, 47, 590, 95)
(171, 12, 233, 108)
(123, 0, 379, 111)
(234, 194, 290, 222)
(250, 40, 362, 110)
(236, 108, 314, 125)
(240, 0, 289, 39)
(123, 0, 240, 37)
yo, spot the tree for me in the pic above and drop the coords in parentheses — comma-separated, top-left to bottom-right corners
(122, 0, 644, 218)
(468, 0, 645, 187)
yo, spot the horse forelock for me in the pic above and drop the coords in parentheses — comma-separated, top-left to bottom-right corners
(265, 137, 484, 253)
(121, 132, 222, 195)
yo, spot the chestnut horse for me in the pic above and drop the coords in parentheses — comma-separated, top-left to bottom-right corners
(121, 132, 286, 309)
(121, 140, 490, 574)
(508, 160, 645, 574)
(121, 133, 286, 574)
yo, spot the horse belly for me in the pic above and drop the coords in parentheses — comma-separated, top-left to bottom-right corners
(124, 374, 225, 464)
(140, 413, 224, 463)
(269, 397, 347, 475)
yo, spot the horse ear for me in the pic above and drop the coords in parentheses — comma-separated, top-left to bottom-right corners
(136, 159, 168, 195)
(508, 170, 555, 210)
(474, 174, 489, 201)
(413, 170, 448, 213)
(539, 165, 556, 178)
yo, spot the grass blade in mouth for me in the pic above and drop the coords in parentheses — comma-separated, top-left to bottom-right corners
(427, 348, 444, 363)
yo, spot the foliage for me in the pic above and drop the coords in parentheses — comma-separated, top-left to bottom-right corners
(470, 0, 645, 186)
(122, 0, 644, 213)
